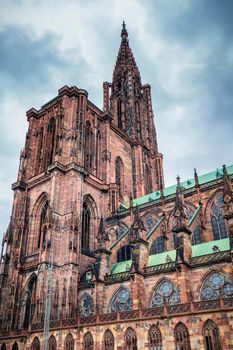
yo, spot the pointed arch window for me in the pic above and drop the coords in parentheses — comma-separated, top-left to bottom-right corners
(12, 342, 18, 350)
(175, 323, 191, 350)
(81, 202, 91, 251)
(48, 336, 57, 350)
(117, 245, 131, 262)
(150, 280, 180, 307)
(150, 236, 165, 255)
(125, 328, 137, 350)
(192, 226, 202, 245)
(47, 118, 56, 166)
(36, 127, 44, 173)
(109, 287, 132, 312)
(145, 164, 152, 195)
(65, 334, 74, 350)
(78, 293, 94, 316)
(38, 200, 49, 249)
(211, 193, 228, 240)
(96, 130, 101, 178)
(200, 271, 233, 300)
(83, 332, 93, 350)
(32, 337, 40, 350)
(203, 320, 221, 350)
(103, 329, 114, 350)
(23, 275, 37, 329)
(135, 101, 141, 139)
(148, 325, 162, 350)
(85, 122, 94, 172)
(115, 157, 124, 196)
(117, 98, 122, 128)
(1, 344, 6, 350)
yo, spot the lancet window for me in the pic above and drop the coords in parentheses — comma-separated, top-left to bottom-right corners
(38, 200, 49, 249)
(47, 118, 56, 166)
(117, 98, 122, 128)
(1, 344, 6, 350)
(175, 323, 191, 350)
(81, 201, 91, 251)
(103, 329, 114, 350)
(78, 293, 94, 316)
(125, 328, 137, 350)
(109, 287, 132, 312)
(48, 336, 57, 350)
(145, 163, 152, 195)
(150, 237, 165, 255)
(22, 275, 37, 329)
(210, 193, 228, 240)
(12, 343, 18, 350)
(200, 272, 233, 300)
(83, 332, 94, 350)
(115, 157, 124, 196)
(32, 337, 40, 350)
(148, 325, 162, 350)
(203, 320, 221, 350)
(85, 122, 94, 172)
(117, 245, 131, 262)
(65, 334, 74, 350)
(192, 226, 202, 245)
(150, 280, 180, 307)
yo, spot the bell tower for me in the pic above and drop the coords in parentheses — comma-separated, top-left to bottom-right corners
(103, 22, 164, 197)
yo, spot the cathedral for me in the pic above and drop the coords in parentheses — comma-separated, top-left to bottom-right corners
(0, 23, 233, 350)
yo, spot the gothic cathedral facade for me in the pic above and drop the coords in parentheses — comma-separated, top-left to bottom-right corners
(0, 24, 233, 350)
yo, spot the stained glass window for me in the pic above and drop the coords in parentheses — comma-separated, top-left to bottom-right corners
(175, 323, 191, 350)
(83, 332, 93, 350)
(117, 245, 131, 262)
(150, 280, 180, 307)
(144, 215, 155, 230)
(81, 202, 91, 251)
(200, 272, 233, 300)
(109, 287, 132, 312)
(115, 157, 124, 196)
(149, 325, 162, 350)
(48, 336, 57, 350)
(211, 193, 228, 240)
(103, 329, 114, 350)
(32, 337, 40, 350)
(203, 320, 221, 350)
(125, 328, 137, 350)
(65, 334, 74, 350)
(78, 293, 94, 316)
(12, 343, 18, 350)
(192, 226, 202, 245)
(150, 237, 165, 254)
(1, 344, 6, 350)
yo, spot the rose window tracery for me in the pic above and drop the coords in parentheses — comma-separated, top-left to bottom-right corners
(201, 272, 233, 300)
(150, 280, 180, 307)
(110, 287, 132, 312)
(78, 293, 94, 316)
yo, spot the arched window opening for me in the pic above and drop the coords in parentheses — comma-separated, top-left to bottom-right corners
(117, 245, 131, 262)
(103, 329, 114, 350)
(83, 332, 93, 350)
(200, 271, 233, 300)
(96, 131, 101, 178)
(23, 275, 37, 329)
(148, 325, 162, 350)
(117, 98, 122, 128)
(1, 344, 6, 350)
(203, 320, 221, 350)
(115, 157, 124, 197)
(81, 202, 91, 251)
(84, 122, 94, 172)
(36, 127, 44, 173)
(12, 342, 18, 350)
(150, 237, 165, 255)
(32, 337, 40, 350)
(65, 334, 74, 350)
(47, 118, 56, 166)
(135, 101, 141, 139)
(145, 164, 152, 195)
(192, 226, 202, 245)
(211, 193, 228, 240)
(48, 336, 57, 350)
(125, 328, 137, 350)
(38, 200, 49, 249)
(150, 280, 180, 307)
(109, 287, 132, 312)
(175, 323, 191, 350)
(78, 293, 94, 316)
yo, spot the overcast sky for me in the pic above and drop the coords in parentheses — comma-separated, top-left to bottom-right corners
(0, 0, 233, 236)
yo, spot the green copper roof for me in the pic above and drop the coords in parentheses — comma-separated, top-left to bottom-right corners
(111, 260, 132, 274)
(147, 250, 176, 267)
(192, 238, 230, 257)
(133, 164, 233, 207)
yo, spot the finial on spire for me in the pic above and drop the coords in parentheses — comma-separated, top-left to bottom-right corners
(122, 20, 126, 30)
(194, 168, 199, 186)
(121, 20, 128, 40)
